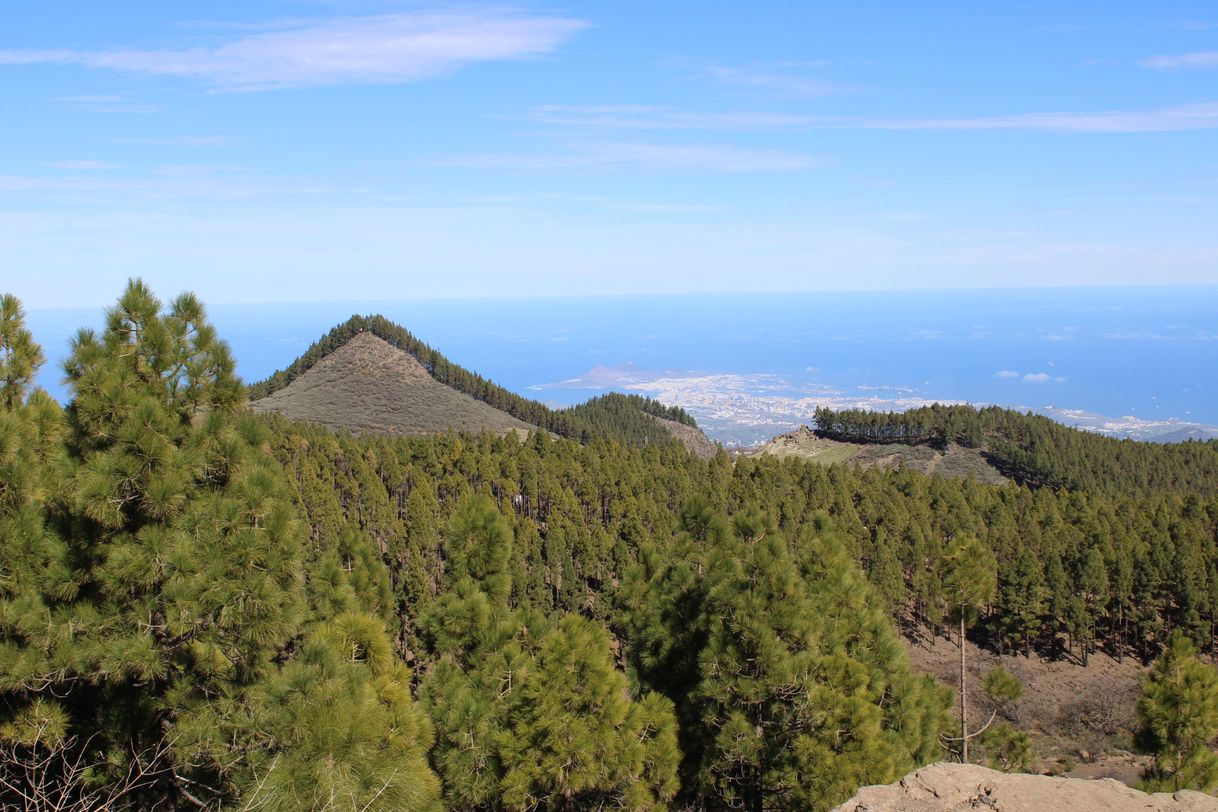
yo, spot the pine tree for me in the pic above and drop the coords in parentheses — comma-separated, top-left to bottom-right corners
(629, 505, 948, 811)
(0, 294, 45, 410)
(942, 536, 997, 762)
(53, 283, 310, 800)
(982, 723, 1032, 772)
(241, 613, 442, 811)
(445, 494, 513, 603)
(868, 530, 907, 619)
(1079, 548, 1109, 665)
(691, 526, 824, 810)
(3, 282, 444, 807)
(499, 615, 679, 811)
(1138, 631, 1218, 793)
(0, 296, 79, 798)
(997, 545, 1046, 656)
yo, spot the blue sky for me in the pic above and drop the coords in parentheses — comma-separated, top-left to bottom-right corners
(2, 1, 1217, 308)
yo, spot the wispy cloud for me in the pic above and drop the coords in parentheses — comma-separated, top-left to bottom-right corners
(0, 172, 327, 200)
(850, 102, 1218, 133)
(1, 11, 586, 92)
(455, 191, 727, 215)
(112, 135, 237, 147)
(704, 65, 849, 97)
(1023, 372, 1052, 383)
(528, 102, 1218, 134)
(994, 370, 1020, 379)
(42, 160, 120, 171)
(418, 142, 823, 173)
(528, 105, 818, 131)
(1142, 51, 1218, 70)
(53, 94, 162, 113)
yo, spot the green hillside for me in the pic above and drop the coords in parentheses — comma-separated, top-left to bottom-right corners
(814, 403, 1218, 496)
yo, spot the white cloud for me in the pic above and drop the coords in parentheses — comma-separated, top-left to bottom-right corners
(994, 370, 1020, 379)
(419, 142, 823, 173)
(1023, 372, 1052, 383)
(1, 11, 586, 92)
(1142, 51, 1218, 69)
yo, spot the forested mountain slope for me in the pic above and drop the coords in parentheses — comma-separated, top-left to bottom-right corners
(265, 418, 951, 809)
(270, 413, 1218, 670)
(565, 392, 718, 458)
(814, 404, 1218, 496)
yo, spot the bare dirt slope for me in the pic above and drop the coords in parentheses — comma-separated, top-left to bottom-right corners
(903, 631, 1146, 777)
(651, 415, 719, 460)
(752, 426, 1007, 485)
(834, 763, 1217, 812)
(251, 331, 535, 437)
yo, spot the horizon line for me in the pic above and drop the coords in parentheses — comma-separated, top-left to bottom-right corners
(20, 281, 1218, 313)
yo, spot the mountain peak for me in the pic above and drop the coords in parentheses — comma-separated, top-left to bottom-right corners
(251, 328, 534, 437)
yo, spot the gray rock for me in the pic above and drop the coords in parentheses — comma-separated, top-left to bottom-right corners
(834, 762, 1218, 812)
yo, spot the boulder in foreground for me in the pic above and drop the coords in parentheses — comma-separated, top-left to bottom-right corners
(834, 762, 1218, 812)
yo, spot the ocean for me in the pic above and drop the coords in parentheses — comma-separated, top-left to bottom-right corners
(23, 286, 1218, 446)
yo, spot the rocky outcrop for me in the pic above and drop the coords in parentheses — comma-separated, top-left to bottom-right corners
(834, 763, 1218, 812)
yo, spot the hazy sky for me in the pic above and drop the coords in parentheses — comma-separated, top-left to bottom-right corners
(3, 1, 1217, 308)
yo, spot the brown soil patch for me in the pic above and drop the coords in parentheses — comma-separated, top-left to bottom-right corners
(903, 630, 1147, 777)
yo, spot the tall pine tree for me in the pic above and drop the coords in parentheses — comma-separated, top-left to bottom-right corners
(1138, 632, 1218, 793)
(941, 535, 997, 762)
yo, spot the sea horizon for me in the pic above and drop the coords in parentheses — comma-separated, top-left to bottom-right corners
(23, 284, 1218, 445)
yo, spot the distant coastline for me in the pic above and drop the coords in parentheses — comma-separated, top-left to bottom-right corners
(25, 286, 1218, 445)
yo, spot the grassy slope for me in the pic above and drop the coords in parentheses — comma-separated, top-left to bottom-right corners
(251, 332, 534, 436)
(752, 426, 1008, 485)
